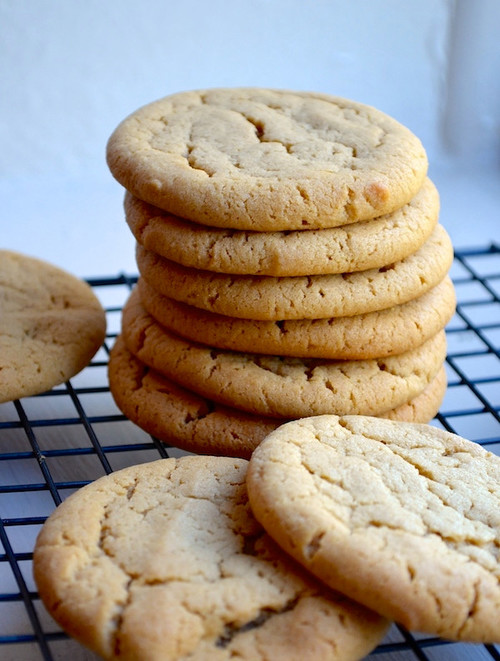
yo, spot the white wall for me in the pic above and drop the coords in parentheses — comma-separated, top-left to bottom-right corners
(1, 0, 499, 275)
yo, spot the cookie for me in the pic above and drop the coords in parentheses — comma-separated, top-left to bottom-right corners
(125, 177, 439, 276)
(137, 275, 455, 359)
(106, 88, 428, 231)
(33, 454, 390, 660)
(136, 224, 453, 321)
(108, 335, 279, 458)
(108, 336, 447, 458)
(120, 291, 447, 418)
(0, 250, 106, 403)
(380, 365, 446, 423)
(246, 415, 500, 642)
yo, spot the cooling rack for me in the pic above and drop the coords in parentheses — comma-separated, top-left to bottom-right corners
(1, 245, 499, 661)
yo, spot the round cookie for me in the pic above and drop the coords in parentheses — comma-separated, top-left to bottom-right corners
(125, 178, 439, 276)
(380, 365, 446, 423)
(138, 275, 456, 359)
(106, 88, 428, 231)
(246, 415, 500, 643)
(33, 455, 390, 660)
(136, 224, 453, 320)
(108, 336, 447, 458)
(0, 250, 106, 403)
(109, 335, 279, 458)
(120, 292, 447, 418)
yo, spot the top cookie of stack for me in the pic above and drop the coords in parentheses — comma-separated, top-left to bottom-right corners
(106, 88, 455, 458)
(107, 88, 428, 232)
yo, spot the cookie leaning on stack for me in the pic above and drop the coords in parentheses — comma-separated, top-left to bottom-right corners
(106, 87, 455, 457)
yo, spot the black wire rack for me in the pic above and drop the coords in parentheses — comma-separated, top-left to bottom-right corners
(1, 245, 499, 661)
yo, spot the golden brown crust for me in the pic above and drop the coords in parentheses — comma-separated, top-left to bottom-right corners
(120, 290, 447, 418)
(247, 416, 500, 642)
(108, 337, 447, 459)
(0, 250, 106, 403)
(108, 335, 279, 458)
(135, 225, 453, 320)
(107, 88, 428, 231)
(137, 275, 455, 360)
(33, 454, 389, 659)
(381, 365, 446, 422)
(124, 178, 439, 276)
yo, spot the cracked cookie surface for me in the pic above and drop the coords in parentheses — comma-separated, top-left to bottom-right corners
(106, 88, 428, 231)
(125, 177, 439, 276)
(33, 455, 389, 660)
(136, 224, 453, 320)
(246, 415, 500, 642)
(120, 290, 447, 418)
(108, 335, 279, 458)
(108, 336, 447, 458)
(0, 250, 106, 403)
(138, 275, 455, 360)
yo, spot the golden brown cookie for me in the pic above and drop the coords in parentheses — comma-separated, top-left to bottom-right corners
(0, 250, 106, 403)
(106, 88, 428, 231)
(246, 415, 500, 642)
(137, 275, 455, 359)
(125, 178, 439, 276)
(33, 454, 389, 660)
(108, 335, 279, 458)
(120, 291, 447, 418)
(380, 365, 446, 423)
(108, 336, 447, 458)
(135, 224, 453, 320)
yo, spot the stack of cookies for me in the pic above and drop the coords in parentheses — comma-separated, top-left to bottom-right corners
(105, 88, 455, 458)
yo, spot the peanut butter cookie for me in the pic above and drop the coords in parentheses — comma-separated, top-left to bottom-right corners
(0, 250, 106, 403)
(125, 177, 439, 276)
(107, 88, 428, 231)
(136, 224, 453, 320)
(120, 292, 447, 419)
(108, 336, 447, 458)
(247, 415, 500, 642)
(34, 454, 389, 660)
(137, 275, 455, 360)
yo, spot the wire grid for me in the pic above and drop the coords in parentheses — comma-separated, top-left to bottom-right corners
(0, 246, 499, 661)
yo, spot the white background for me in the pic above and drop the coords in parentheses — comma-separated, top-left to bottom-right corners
(1, 0, 499, 278)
